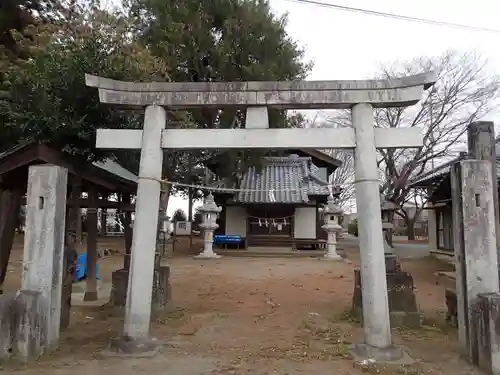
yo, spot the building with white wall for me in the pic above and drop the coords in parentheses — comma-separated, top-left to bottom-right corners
(206, 150, 342, 250)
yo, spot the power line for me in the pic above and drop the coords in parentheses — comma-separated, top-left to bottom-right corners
(283, 0, 500, 34)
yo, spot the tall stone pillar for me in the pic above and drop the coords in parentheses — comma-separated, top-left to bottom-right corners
(350, 103, 396, 360)
(124, 105, 165, 340)
(22, 165, 68, 348)
(467, 122, 500, 271)
(451, 159, 500, 361)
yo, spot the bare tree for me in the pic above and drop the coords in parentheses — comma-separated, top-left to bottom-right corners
(328, 50, 500, 239)
(328, 150, 355, 212)
(308, 117, 355, 212)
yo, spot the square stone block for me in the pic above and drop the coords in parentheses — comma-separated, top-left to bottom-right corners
(352, 268, 421, 328)
(110, 269, 129, 308)
(110, 267, 172, 312)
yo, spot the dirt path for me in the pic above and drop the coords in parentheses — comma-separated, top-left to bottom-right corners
(1, 240, 479, 375)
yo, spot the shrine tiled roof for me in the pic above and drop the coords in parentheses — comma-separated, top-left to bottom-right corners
(230, 155, 331, 204)
(0, 143, 137, 190)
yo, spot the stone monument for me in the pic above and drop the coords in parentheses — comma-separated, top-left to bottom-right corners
(351, 263, 421, 329)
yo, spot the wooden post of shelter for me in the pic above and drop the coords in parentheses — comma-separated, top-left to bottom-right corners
(84, 185, 98, 301)
(122, 193, 133, 271)
(0, 187, 23, 291)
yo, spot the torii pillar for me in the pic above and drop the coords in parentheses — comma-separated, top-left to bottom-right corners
(86, 72, 436, 359)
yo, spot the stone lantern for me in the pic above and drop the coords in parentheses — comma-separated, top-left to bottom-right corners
(380, 195, 397, 255)
(156, 211, 170, 258)
(195, 193, 222, 259)
(321, 195, 343, 260)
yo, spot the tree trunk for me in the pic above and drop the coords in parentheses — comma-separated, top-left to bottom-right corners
(157, 186, 171, 258)
(152, 187, 171, 311)
(405, 217, 416, 241)
(0, 188, 23, 291)
(386, 228, 394, 247)
(188, 154, 193, 250)
(60, 177, 81, 331)
(101, 208, 107, 236)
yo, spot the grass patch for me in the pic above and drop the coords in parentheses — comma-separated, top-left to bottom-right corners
(393, 312, 456, 342)
(154, 307, 188, 325)
(290, 315, 354, 361)
(338, 308, 361, 324)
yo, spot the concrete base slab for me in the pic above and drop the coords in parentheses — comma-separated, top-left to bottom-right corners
(193, 253, 222, 259)
(348, 343, 414, 365)
(71, 281, 112, 307)
(83, 291, 98, 302)
(99, 336, 162, 358)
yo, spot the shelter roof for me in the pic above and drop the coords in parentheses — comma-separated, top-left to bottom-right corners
(409, 153, 500, 189)
(0, 143, 137, 193)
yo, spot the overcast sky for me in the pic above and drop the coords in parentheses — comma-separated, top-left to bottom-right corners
(271, 0, 500, 80)
(167, 0, 500, 216)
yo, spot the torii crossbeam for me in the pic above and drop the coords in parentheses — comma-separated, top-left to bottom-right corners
(86, 72, 436, 360)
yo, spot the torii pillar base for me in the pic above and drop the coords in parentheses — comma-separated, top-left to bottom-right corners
(100, 336, 162, 358)
(323, 253, 343, 261)
(348, 343, 413, 364)
(193, 252, 222, 259)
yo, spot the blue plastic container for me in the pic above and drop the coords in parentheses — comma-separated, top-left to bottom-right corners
(74, 252, 101, 281)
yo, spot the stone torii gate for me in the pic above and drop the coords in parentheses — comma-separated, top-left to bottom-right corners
(86, 72, 436, 359)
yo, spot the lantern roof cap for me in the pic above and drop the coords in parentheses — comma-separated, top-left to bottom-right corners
(322, 195, 342, 215)
(199, 192, 222, 213)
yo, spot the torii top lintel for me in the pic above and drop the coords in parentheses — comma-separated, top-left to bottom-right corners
(85, 72, 436, 110)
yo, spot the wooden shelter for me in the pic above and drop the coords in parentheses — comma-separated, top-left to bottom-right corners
(410, 140, 500, 254)
(0, 142, 137, 328)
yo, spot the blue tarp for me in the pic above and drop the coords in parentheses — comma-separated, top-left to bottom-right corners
(213, 235, 242, 244)
(74, 253, 101, 281)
